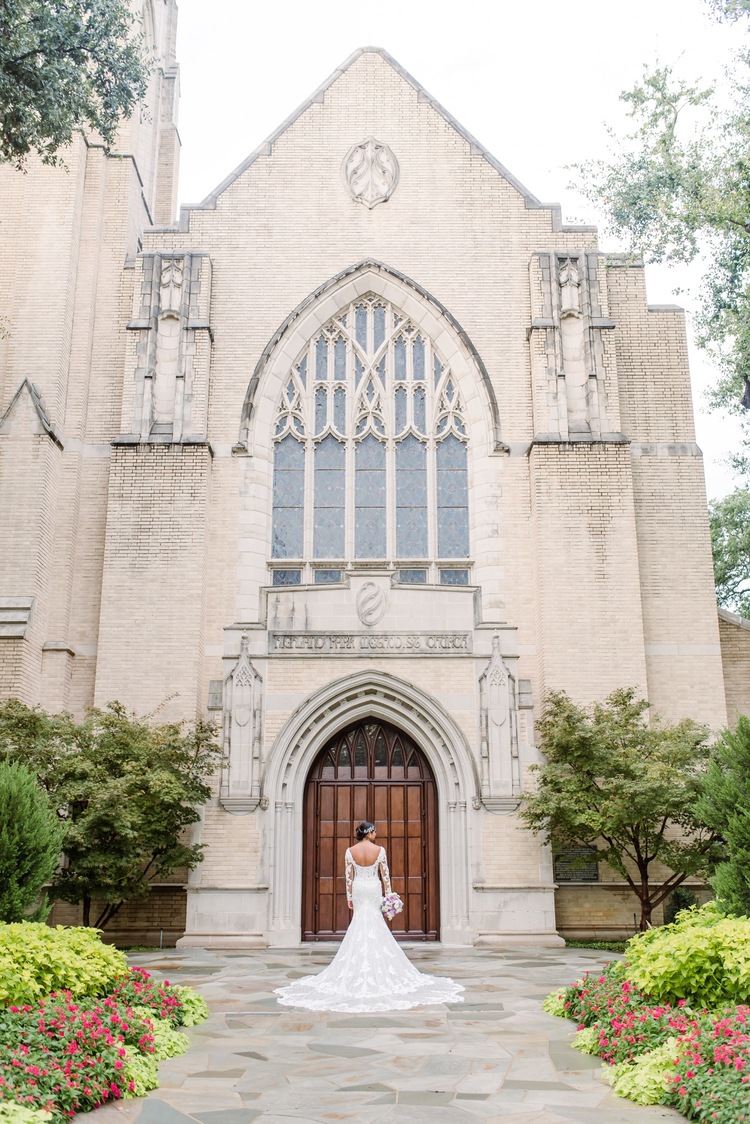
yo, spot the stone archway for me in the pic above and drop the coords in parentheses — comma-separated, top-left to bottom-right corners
(301, 718, 440, 941)
(263, 670, 479, 947)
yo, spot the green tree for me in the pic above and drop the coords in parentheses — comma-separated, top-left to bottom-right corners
(0, 699, 221, 928)
(694, 714, 750, 916)
(0, 0, 151, 168)
(0, 758, 66, 922)
(576, 53, 750, 447)
(709, 488, 750, 614)
(573, 5, 750, 606)
(520, 689, 721, 929)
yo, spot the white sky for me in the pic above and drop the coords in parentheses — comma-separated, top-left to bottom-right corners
(174, 0, 746, 499)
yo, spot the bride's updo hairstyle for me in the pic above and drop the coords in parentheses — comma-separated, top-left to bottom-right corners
(356, 821, 375, 841)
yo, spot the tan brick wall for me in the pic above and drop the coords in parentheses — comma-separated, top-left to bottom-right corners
(555, 882, 711, 940)
(529, 441, 648, 702)
(50, 887, 186, 948)
(94, 444, 211, 719)
(719, 610, 750, 726)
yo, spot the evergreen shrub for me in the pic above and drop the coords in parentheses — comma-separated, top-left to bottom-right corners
(0, 761, 64, 923)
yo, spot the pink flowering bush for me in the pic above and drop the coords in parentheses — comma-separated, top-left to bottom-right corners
(545, 906, 750, 1120)
(668, 1007, 750, 1123)
(564, 964, 696, 1065)
(107, 968, 184, 1024)
(0, 994, 153, 1118)
(0, 966, 207, 1121)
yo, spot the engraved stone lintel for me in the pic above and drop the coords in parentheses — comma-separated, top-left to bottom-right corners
(342, 137, 399, 208)
(267, 630, 472, 655)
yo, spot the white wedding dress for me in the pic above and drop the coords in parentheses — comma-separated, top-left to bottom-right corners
(274, 846, 464, 1013)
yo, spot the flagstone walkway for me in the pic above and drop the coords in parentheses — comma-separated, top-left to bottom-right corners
(81, 946, 682, 1124)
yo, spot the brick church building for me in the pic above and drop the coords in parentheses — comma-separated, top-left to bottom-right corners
(1, 1, 748, 946)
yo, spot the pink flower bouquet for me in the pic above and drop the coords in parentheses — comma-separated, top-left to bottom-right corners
(381, 892, 404, 920)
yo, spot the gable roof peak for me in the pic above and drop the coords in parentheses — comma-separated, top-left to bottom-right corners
(170, 46, 594, 236)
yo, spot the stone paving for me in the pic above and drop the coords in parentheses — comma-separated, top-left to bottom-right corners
(80, 946, 683, 1124)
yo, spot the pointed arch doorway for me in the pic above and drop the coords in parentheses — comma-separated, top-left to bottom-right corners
(301, 719, 439, 941)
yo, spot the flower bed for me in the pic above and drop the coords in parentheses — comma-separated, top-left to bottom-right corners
(544, 905, 750, 1121)
(0, 924, 208, 1121)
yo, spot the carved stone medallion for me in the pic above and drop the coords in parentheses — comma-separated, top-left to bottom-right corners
(342, 138, 399, 209)
(356, 581, 386, 627)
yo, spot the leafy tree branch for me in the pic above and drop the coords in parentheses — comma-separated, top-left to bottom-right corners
(521, 688, 722, 930)
(0, 0, 152, 168)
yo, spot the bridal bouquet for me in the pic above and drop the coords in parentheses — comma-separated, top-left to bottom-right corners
(381, 892, 404, 920)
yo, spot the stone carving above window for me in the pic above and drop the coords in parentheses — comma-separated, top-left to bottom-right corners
(220, 636, 264, 814)
(342, 138, 399, 208)
(356, 581, 386, 627)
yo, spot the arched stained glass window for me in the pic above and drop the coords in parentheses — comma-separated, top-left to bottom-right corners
(270, 293, 469, 569)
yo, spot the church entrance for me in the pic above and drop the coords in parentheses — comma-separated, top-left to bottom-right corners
(301, 719, 439, 941)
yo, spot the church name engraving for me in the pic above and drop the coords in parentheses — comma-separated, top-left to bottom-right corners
(268, 631, 471, 655)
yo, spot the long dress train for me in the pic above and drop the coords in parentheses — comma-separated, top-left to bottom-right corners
(274, 846, 464, 1013)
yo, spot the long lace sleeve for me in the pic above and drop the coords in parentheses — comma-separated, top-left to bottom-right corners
(345, 848, 354, 904)
(378, 847, 392, 894)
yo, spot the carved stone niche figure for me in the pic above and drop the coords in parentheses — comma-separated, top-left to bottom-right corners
(478, 635, 521, 813)
(220, 636, 264, 814)
(128, 251, 212, 443)
(558, 256, 582, 318)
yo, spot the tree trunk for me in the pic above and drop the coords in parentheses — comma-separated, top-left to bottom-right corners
(94, 900, 123, 930)
(82, 895, 91, 927)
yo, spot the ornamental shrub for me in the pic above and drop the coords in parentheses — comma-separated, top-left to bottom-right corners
(0, 924, 127, 1005)
(663, 885, 698, 926)
(668, 1007, 750, 1122)
(120, 1046, 159, 1097)
(131, 1008, 189, 1060)
(0, 1107, 53, 1123)
(572, 1026, 600, 1054)
(0, 762, 65, 923)
(603, 1038, 679, 1105)
(695, 714, 750, 918)
(107, 967, 184, 1025)
(169, 985, 210, 1026)
(542, 988, 570, 1018)
(0, 994, 149, 1117)
(625, 903, 750, 1008)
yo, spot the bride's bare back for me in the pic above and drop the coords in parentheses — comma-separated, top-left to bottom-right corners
(349, 839, 381, 866)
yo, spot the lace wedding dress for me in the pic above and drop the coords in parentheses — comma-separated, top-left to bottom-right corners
(274, 846, 464, 1013)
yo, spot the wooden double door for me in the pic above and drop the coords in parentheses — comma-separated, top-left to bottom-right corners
(302, 719, 439, 941)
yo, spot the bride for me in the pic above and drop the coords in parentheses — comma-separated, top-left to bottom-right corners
(274, 821, 464, 1012)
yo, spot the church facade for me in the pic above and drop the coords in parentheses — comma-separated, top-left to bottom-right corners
(1, 3, 747, 946)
